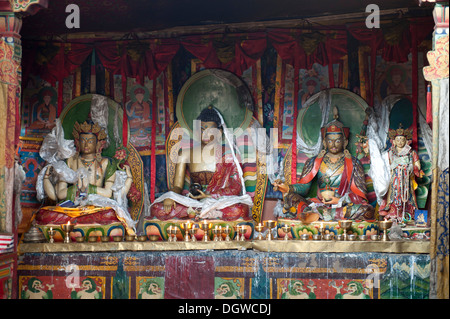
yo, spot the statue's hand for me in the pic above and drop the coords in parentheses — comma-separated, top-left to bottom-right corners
(45, 166, 53, 178)
(163, 198, 176, 213)
(123, 165, 132, 178)
(189, 189, 209, 200)
(272, 180, 289, 193)
(322, 196, 340, 205)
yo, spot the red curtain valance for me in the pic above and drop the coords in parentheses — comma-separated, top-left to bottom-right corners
(180, 33, 267, 76)
(268, 29, 348, 69)
(22, 17, 433, 88)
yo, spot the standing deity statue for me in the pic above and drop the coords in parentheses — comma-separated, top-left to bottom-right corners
(378, 124, 424, 223)
(273, 107, 374, 222)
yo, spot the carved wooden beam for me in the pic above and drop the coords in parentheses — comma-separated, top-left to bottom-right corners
(12, 0, 48, 16)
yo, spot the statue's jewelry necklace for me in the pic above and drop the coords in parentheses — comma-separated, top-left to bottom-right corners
(323, 154, 345, 176)
(80, 157, 96, 173)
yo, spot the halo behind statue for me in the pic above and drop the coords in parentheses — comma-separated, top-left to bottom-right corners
(297, 88, 368, 156)
(59, 94, 129, 158)
(176, 69, 254, 135)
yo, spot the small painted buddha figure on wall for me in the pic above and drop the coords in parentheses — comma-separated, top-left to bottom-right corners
(273, 107, 374, 222)
(378, 124, 424, 223)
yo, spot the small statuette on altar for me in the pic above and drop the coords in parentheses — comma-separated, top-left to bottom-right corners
(414, 210, 428, 227)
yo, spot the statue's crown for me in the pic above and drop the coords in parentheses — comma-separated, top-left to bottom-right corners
(320, 106, 350, 139)
(72, 120, 107, 142)
(388, 123, 412, 140)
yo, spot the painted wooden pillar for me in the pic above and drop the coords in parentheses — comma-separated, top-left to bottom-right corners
(0, 0, 48, 299)
(422, 1, 449, 300)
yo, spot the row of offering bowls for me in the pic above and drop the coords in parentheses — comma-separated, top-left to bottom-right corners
(49, 220, 249, 243)
(167, 222, 247, 242)
(257, 219, 393, 241)
(49, 219, 393, 243)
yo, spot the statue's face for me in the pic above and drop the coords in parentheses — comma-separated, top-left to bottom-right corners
(200, 121, 219, 145)
(324, 133, 345, 155)
(394, 135, 407, 149)
(79, 133, 97, 155)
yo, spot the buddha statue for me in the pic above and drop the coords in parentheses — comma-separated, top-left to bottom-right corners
(37, 119, 136, 235)
(378, 124, 424, 223)
(150, 106, 252, 221)
(273, 108, 375, 222)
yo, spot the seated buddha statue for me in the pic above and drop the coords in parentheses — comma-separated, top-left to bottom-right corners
(150, 106, 252, 221)
(36, 119, 136, 235)
(273, 108, 375, 222)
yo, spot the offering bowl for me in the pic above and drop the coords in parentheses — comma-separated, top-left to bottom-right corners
(255, 224, 265, 240)
(263, 220, 277, 240)
(371, 234, 380, 241)
(137, 235, 148, 242)
(88, 236, 98, 243)
(338, 220, 352, 241)
(378, 220, 393, 241)
(112, 236, 123, 242)
(281, 225, 291, 241)
(61, 222, 75, 243)
(75, 236, 85, 243)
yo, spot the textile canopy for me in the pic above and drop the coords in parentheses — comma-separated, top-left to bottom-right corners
(23, 17, 433, 87)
